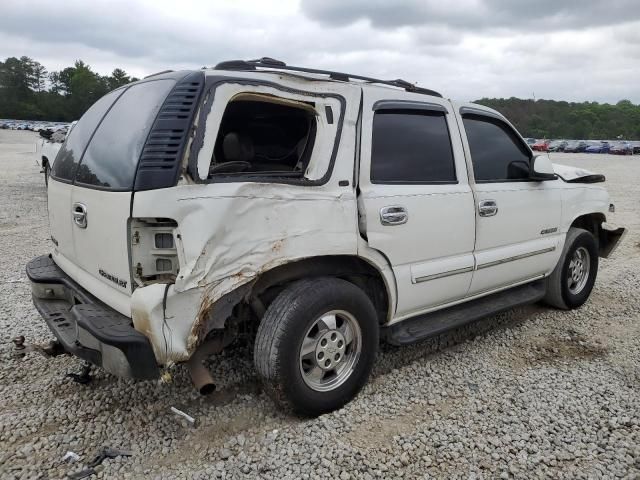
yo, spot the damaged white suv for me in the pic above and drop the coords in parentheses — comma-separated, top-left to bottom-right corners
(27, 58, 625, 416)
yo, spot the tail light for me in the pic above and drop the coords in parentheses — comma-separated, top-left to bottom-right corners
(130, 218, 179, 287)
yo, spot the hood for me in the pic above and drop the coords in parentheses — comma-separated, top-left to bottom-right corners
(552, 163, 605, 184)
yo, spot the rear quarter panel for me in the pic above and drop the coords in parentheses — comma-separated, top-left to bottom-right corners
(130, 77, 361, 362)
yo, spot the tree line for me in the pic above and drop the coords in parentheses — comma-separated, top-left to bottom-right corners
(0, 56, 138, 122)
(2, 56, 639, 139)
(475, 97, 640, 140)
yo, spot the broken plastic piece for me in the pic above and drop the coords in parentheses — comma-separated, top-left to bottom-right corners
(66, 363, 92, 384)
(87, 447, 132, 467)
(171, 406, 196, 425)
(62, 451, 80, 462)
(69, 446, 133, 477)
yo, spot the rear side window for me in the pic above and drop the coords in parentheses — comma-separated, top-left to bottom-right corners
(75, 79, 175, 189)
(207, 96, 316, 178)
(371, 110, 456, 184)
(463, 115, 531, 182)
(50, 89, 122, 181)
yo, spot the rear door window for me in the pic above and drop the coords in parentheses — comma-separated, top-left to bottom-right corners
(50, 89, 122, 182)
(75, 79, 175, 190)
(371, 110, 456, 184)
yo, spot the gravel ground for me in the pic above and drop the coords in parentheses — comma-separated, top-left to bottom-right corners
(0, 129, 638, 479)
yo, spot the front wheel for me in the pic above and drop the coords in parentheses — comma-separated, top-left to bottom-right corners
(254, 277, 379, 416)
(543, 227, 599, 309)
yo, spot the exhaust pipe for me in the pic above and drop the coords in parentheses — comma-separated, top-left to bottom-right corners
(186, 336, 224, 395)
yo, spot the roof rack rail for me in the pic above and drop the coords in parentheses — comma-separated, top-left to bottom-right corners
(144, 69, 174, 79)
(214, 57, 442, 98)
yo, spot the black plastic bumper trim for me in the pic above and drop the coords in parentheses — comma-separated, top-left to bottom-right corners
(26, 255, 159, 380)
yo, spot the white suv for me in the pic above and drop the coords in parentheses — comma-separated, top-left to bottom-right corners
(27, 58, 625, 416)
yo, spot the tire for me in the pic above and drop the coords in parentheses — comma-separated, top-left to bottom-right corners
(543, 227, 599, 310)
(254, 277, 379, 416)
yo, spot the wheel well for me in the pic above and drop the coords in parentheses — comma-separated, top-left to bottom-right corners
(250, 256, 390, 326)
(570, 213, 611, 255)
(570, 213, 605, 237)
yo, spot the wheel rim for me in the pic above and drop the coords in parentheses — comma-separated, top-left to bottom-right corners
(299, 309, 362, 392)
(567, 246, 590, 294)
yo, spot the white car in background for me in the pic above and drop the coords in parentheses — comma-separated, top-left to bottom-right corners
(38, 122, 75, 186)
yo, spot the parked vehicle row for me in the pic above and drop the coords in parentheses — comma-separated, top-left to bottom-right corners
(529, 138, 639, 155)
(0, 119, 70, 132)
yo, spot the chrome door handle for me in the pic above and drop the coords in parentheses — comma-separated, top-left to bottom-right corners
(72, 202, 87, 228)
(380, 205, 408, 226)
(478, 199, 498, 217)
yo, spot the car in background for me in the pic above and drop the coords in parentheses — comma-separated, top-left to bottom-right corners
(548, 140, 568, 152)
(564, 140, 589, 153)
(585, 141, 610, 154)
(524, 138, 537, 147)
(609, 142, 633, 155)
(38, 122, 76, 187)
(532, 139, 550, 151)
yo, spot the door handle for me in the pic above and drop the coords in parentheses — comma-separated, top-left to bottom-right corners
(72, 202, 88, 228)
(380, 205, 408, 226)
(478, 199, 498, 217)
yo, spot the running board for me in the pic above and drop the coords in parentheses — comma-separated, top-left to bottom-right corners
(383, 280, 546, 346)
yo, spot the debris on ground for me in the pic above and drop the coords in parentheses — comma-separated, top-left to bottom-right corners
(62, 451, 80, 463)
(170, 406, 196, 425)
(67, 447, 132, 479)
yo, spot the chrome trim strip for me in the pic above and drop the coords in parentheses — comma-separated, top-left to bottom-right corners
(414, 266, 474, 284)
(476, 246, 556, 270)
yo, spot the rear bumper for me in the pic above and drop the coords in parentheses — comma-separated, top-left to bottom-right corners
(26, 255, 159, 380)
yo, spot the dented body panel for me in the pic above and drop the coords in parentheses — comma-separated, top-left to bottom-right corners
(131, 182, 359, 363)
(126, 71, 363, 363)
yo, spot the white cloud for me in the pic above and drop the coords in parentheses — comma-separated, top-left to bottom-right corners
(0, 0, 639, 102)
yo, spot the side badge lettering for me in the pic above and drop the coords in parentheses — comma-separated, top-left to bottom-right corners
(99, 269, 128, 289)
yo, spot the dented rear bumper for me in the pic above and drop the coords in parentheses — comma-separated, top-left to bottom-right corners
(26, 255, 159, 379)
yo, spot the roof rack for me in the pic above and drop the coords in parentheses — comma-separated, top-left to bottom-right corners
(214, 57, 443, 98)
(143, 69, 174, 79)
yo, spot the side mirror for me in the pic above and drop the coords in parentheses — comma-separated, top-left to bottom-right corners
(530, 155, 557, 181)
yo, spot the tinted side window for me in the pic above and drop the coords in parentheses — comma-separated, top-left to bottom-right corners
(371, 110, 456, 184)
(463, 115, 531, 182)
(76, 79, 175, 189)
(50, 89, 122, 181)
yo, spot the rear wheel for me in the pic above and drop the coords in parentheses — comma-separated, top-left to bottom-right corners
(254, 277, 378, 416)
(544, 227, 598, 309)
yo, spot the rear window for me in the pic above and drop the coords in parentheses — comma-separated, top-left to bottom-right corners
(75, 79, 175, 190)
(50, 89, 122, 182)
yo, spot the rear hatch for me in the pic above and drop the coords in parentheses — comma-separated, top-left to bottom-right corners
(47, 78, 178, 315)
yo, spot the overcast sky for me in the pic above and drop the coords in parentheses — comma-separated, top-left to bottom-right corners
(2, 0, 639, 103)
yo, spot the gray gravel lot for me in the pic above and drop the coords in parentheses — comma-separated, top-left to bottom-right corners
(0, 129, 638, 479)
